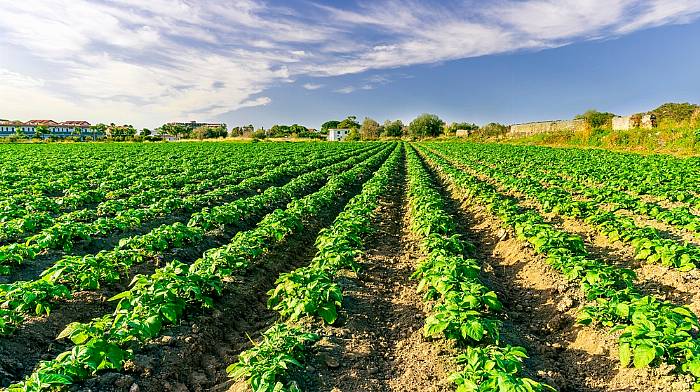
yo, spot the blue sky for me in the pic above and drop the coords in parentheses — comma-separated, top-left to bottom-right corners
(1, 0, 699, 129)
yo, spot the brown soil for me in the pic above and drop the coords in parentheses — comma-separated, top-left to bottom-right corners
(420, 147, 693, 391)
(306, 153, 455, 392)
(0, 291, 114, 387)
(615, 208, 700, 246)
(72, 171, 374, 392)
(432, 148, 700, 316)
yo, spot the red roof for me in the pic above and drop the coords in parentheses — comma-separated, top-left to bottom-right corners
(26, 120, 58, 126)
(60, 121, 91, 126)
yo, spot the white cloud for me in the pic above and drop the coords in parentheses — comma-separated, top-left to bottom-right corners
(303, 83, 324, 90)
(335, 86, 356, 94)
(0, 0, 698, 127)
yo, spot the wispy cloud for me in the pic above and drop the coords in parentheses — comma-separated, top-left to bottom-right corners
(334, 86, 356, 94)
(0, 0, 699, 126)
(303, 83, 324, 90)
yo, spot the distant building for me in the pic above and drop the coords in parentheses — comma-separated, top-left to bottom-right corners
(327, 128, 350, 141)
(0, 119, 98, 139)
(159, 134, 178, 142)
(167, 121, 226, 129)
(455, 129, 472, 137)
(509, 119, 586, 135)
(612, 114, 656, 130)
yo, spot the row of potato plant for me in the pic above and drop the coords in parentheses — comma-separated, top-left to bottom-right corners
(405, 146, 554, 392)
(428, 143, 700, 271)
(435, 142, 700, 236)
(0, 145, 386, 335)
(0, 142, 291, 228)
(418, 145, 700, 389)
(7, 144, 393, 391)
(468, 143, 700, 208)
(228, 143, 403, 392)
(0, 144, 381, 274)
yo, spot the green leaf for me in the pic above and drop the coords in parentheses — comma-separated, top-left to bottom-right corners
(161, 306, 178, 324)
(317, 303, 337, 324)
(686, 359, 700, 377)
(633, 344, 656, 368)
(619, 342, 631, 368)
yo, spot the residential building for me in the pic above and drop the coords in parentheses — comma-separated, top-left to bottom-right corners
(0, 119, 99, 139)
(160, 134, 178, 142)
(327, 128, 351, 141)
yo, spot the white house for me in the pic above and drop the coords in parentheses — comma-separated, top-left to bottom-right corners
(327, 128, 351, 141)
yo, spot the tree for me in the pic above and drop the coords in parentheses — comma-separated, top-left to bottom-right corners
(382, 120, 404, 137)
(345, 128, 360, 141)
(34, 125, 49, 139)
(337, 116, 360, 130)
(479, 122, 509, 137)
(141, 128, 152, 136)
(91, 123, 107, 140)
(408, 113, 445, 137)
(321, 120, 340, 134)
(106, 123, 137, 140)
(13, 127, 26, 138)
(359, 117, 382, 140)
(575, 110, 616, 129)
(192, 126, 208, 140)
(447, 122, 479, 134)
(649, 102, 700, 127)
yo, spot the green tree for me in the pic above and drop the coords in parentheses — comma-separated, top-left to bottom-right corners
(337, 116, 360, 130)
(141, 128, 152, 136)
(575, 110, 616, 129)
(382, 120, 404, 137)
(649, 102, 700, 127)
(447, 122, 479, 133)
(345, 128, 360, 141)
(14, 126, 26, 138)
(321, 120, 340, 134)
(359, 117, 382, 140)
(408, 113, 445, 137)
(91, 123, 107, 140)
(479, 122, 509, 137)
(34, 125, 49, 139)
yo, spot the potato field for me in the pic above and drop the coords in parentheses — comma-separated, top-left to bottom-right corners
(1, 141, 700, 392)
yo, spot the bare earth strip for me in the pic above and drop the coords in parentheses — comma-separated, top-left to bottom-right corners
(310, 154, 455, 392)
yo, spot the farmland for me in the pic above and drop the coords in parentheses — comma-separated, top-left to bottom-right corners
(0, 141, 699, 392)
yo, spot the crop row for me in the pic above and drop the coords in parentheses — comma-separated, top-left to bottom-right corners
(0, 143, 324, 201)
(0, 160, 266, 245)
(458, 143, 700, 209)
(0, 144, 381, 275)
(439, 143, 700, 235)
(417, 144, 700, 387)
(229, 143, 403, 391)
(0, 144, 388, 335)
(404, 145, 553, 392)
(7, 143, 394, 391)
(427, 143, 700, 271)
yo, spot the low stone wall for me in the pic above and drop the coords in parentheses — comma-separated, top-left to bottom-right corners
(509, 119, 586, 135)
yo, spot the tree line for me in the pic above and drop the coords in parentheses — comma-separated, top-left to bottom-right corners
(320, 114, 508, 140)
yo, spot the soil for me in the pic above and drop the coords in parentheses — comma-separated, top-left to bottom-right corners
(420, 147, 693, 391)
(71, 172, 371, 392)
(3, 145, 698, 392)
(305, 153, 455, 392)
